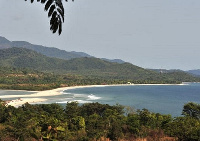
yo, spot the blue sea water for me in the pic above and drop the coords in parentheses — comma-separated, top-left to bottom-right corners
(0, 83, 200, 117)
(60, 83, 200, 117)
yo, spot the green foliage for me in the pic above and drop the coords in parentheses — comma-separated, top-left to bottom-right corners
(182, 102, 200, 119)
(167, 117, 200, 141)
(127, 114, 140, 135)
(65, 101, 79, 119)
(0, 101, 200, 140)
(71, 116, 85, 130)
(0, 66, 63, 90)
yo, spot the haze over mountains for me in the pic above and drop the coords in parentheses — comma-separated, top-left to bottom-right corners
(0, 36, 199, 78)
(1, 47, 200, 84)
(187, 69, 200, 77)
(0, 47, 150, 78)
(0, 36, 124, 64)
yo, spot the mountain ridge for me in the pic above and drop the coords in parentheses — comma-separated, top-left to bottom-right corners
(0, 47, 199, 83)
(187, 69, 200, 77)
(0, 36, 125, 63)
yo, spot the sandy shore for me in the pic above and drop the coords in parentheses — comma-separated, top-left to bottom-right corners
(1, 83, 186, 107)
(1, 85, 108, 107)
(6, 98, 47, 107)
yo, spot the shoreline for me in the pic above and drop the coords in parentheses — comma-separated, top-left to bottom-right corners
(1, 85, 108, 107)
(1, 83, 187, 107)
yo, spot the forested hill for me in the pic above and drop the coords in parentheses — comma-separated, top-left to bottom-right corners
(0, 47, 151, 77)
(0, 36, 92, 60)
(0, 36, 125, 63)
(0, 36, 11, 49)
(0, 47, 199, 83)
(187, 69, 200, 77)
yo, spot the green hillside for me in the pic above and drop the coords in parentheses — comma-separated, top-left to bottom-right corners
(0, 36, 125, 64)
(0, 47, 153, 78)
(0, 36, 92, 60)
(12, 41, 92, 60)
(0, 47, 199, 85)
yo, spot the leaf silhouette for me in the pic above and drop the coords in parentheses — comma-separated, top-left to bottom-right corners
(25, 0, 74, 35)
(41, 0, 47, 4)
(48, 5, 55, 17)
(57, 8, 64, 22)
(58, 21, 62, 35)
(44, 0, 53, 11)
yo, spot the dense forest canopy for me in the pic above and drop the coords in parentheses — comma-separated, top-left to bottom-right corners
(0, 101, 200, 140)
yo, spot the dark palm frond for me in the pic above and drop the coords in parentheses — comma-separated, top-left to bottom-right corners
(50, 11, 58, 31)
(51, 11, 57, 21)
(58, 17, 62, 35)
(57, 8, 64, 22)
(52, 22, 59, 34)
(55, 0, 64, 13)
(24, 0, 74, 35)
(50, 16, 59, 33)
(41, 0, 47, 4)
(44, 0, 53, 11)
(48, 5, 56, 17)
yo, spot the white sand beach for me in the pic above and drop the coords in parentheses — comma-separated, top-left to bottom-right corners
(6, 98, 47, 107)
(1, 83, 187, 107)
(1, 85, 108, 107)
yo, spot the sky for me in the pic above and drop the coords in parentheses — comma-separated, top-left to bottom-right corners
(0, 0, 200, 70)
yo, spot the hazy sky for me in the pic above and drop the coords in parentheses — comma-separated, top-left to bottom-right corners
(0, 0, 200, 70)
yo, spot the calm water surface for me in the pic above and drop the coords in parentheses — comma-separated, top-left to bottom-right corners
(60, 83, 200, 117)
(1, 83, 200, 117)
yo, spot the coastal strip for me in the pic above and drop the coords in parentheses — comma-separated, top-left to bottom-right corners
(6, 98, 47, 107)
(1, 83, 187, 107)
(2, 85, 107, 107)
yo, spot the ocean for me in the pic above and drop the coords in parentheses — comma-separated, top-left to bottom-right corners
(59, 83, 200, 117)
(1, 83, 200, 117)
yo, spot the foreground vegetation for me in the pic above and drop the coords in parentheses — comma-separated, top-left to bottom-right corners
(0, 101, 200, 141)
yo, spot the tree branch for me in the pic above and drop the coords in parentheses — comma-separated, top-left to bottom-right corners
(25, 0, 74, 35)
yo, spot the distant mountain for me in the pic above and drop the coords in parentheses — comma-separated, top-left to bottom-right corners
(150, 69, 200, 77)
(0, 47, 199, 83)
(101, 58, 125, 64)
(0, 47, 148, 76)
(0, 36, 125, 64)
(149, 69, 184, 73)
(70, 51, 91, 58)
(0, 36, 93, 60)
(12, 41, 93, 60)
(187, 69, 200, 76)
(0, 36, 12, 49)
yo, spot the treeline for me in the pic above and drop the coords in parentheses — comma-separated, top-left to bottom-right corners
(0, 101, 200, 141)
(0, 48, 200, 86)
(0, 67, 127, 90)
(0, 67, 199, 91)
